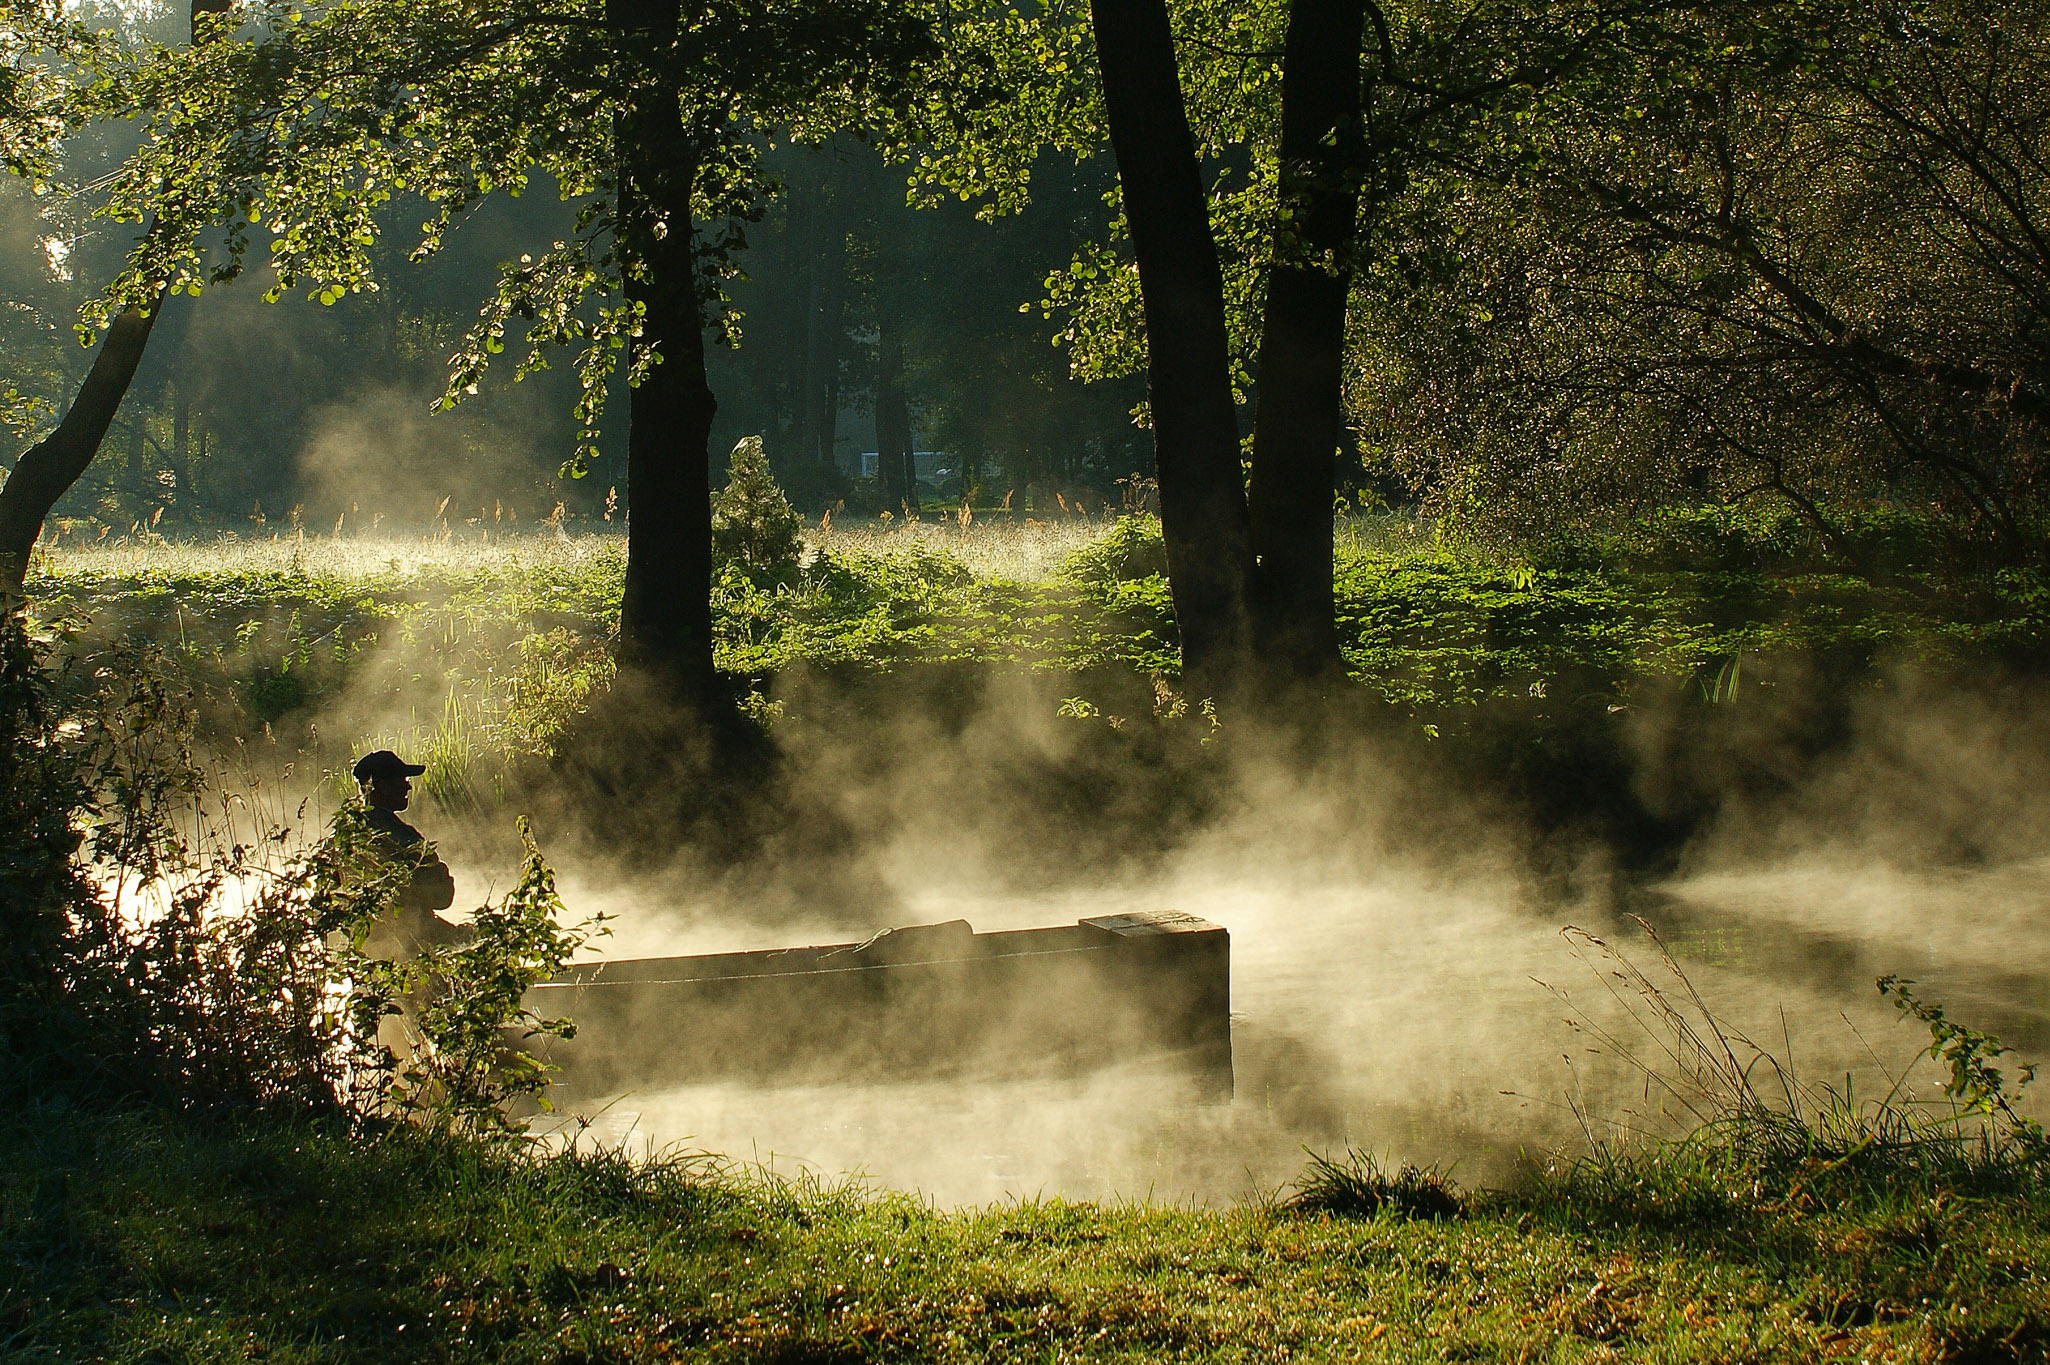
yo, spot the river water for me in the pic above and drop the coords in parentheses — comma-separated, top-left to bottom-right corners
(527, 850, 2050, 1207)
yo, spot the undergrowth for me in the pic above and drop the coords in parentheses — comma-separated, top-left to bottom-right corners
(28, 509, 2050, 777)
(1530, 920, 2050, 1231)
(0, 614, 598, 1131)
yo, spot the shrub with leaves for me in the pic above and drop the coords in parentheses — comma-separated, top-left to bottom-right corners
(0, 612, 362, 1110)
(346, 817, 602, 1131)
(1880, 974, 2046, 1161)
(712, 436, 804, 585)
(1059, 513, 1169, 593)
(0, 612, 598, 1131)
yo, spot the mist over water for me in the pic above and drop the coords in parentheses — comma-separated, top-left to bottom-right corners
(46, 537, 2047, 1207)
(519, 699, 2050, 1207)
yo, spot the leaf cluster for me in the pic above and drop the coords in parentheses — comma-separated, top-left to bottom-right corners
(64, 0, 944, 470)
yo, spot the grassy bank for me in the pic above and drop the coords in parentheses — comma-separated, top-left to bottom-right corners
(26, 508, 2050, 755)
(6, 1102, 2046, 1364)
(20, 507, 2047, 865)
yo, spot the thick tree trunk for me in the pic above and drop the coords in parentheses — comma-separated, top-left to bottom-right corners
(1090, 0, 1254, 694)
(0, 302, 162, 592)
(874, 320, 914, 514)
(611, 0, 717, 709)
(1246, 0, 1365, 683)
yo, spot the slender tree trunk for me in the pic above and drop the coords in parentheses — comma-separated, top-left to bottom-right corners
(611, 0, 717, 709)
(173, 381, 190, 468)
(1090, 0, 1254, 694)
(1246, 0, 1365, 683)
(165, 396, 198, 518)
(819, 282, 845, 493)
(808, 209, 848, 502)
(794, 186, 824, 504)
(0, 0, 233, 596)
(0, 303, 162, 591)
(874, 320, 913, 514)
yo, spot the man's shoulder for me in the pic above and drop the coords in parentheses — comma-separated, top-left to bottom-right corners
(364, 808, 425, 846)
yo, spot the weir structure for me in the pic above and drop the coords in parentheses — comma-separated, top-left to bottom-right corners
(525, 909, 1232, 1098)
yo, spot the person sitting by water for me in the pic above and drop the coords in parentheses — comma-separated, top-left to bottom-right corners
(350, 749, 470, 958)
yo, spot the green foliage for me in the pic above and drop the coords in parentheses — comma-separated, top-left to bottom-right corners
(0, 611, 375, 1111)
(66, 0, 945, 475)
(1338, 0, 2050, 555)
(0, 611, 599, 1130)
(0, 1, 95, 179)
(1880, 975, 2046, 1158)
(1285, 1150, 1465, 1221)
(1058, 513, 1168, 588)
(500, 627, 616, 759)
(711, 435, 804, 584)
(25, 514, 2050, 773)
(347, 817, 604, 1132)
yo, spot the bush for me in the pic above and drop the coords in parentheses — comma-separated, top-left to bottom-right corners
(712, 435, 804, 585)
(0, 612, 599, 1130)
(1059, 514, 1169, 592)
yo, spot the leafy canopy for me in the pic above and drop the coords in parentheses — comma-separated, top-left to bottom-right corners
(64, 0, 944, 472)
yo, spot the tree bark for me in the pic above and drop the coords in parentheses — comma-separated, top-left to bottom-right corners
(805, 198, 848, 503)
(0, 0, 234, 596)
(1090, 0, 1255, 694)
(874, 319, 914, 514)
(0, 303, 162, 592)
(898, 424, 918, 512)
(1246, 0, 1365, 683)
(611, 0, 717, 709)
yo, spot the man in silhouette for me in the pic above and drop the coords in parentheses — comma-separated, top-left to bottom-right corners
(351, 749, 469, 957)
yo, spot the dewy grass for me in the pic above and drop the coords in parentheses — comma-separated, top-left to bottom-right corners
(7, 1097, 2048, 1364)
(23, 514, 2050, 821)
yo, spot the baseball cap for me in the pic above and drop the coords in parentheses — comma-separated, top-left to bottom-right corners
(352, 750, 426, 782)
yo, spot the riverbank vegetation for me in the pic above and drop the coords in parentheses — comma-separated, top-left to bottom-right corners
(21, 506, 2048, 865)
(6, 508, 2049, 1360)
(8, 1009, 2048, 1363)
(7, 0, 2050, 1354)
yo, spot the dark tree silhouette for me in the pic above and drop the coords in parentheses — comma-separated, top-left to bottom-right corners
(1247, 0, 1365, 683)
(1088, 0, 1254, 694)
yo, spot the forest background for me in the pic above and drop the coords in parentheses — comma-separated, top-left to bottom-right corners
(0, 0, 2043, 880)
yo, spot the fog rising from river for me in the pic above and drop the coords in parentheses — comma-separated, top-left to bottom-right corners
(511, 678, 2050, 1207)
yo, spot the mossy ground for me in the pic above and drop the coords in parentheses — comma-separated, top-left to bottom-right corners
(6, 1106, 2046, 1364)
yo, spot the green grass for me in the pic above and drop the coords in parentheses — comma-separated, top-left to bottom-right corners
(21, 509, 2050, 819)
(6, 1102, 2047, 1363)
